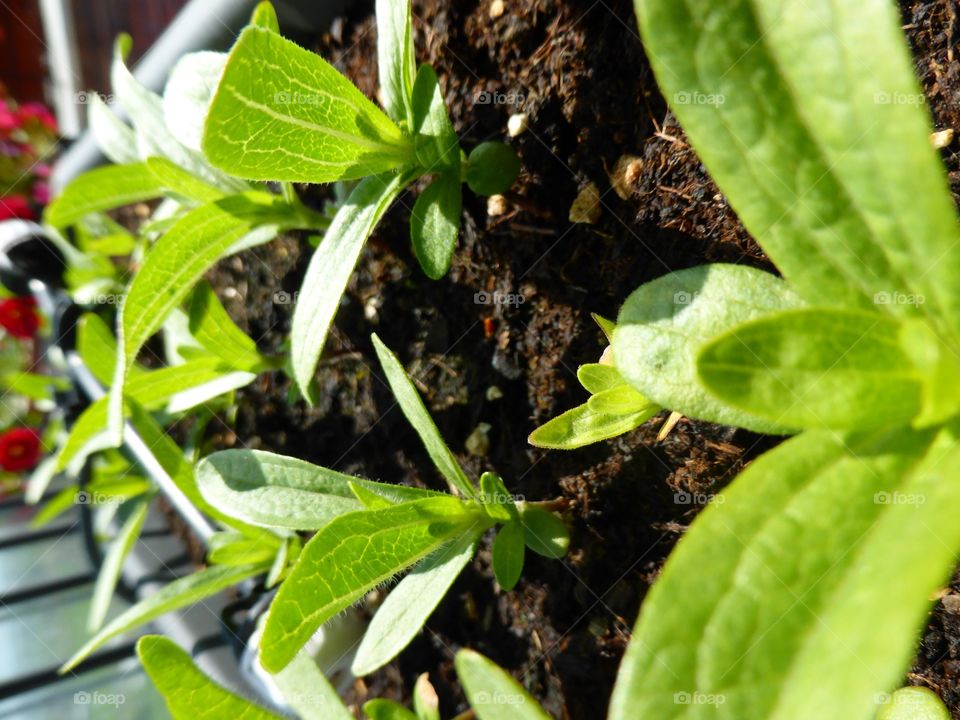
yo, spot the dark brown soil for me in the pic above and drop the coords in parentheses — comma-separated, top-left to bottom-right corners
(198, 0, 960, 717)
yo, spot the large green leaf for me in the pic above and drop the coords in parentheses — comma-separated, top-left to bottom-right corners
(290, 172, 411, 398)
(455, 649, 552, 720)
(45, 163, 163, 228)
(608, 426, 960, 720)
(138, 635, 282, 719)
(203, 26, 413, 182)
(698, 308, 930, 431)
(62, 563, 269, 672)
(372, 334, 477, 498)
(613, 264, 803, 433)
(196, 449, 440, 530)
(260, 498, 489, 672)
(351, 530, 478, 675)
(633, 0, 960, 340)
(376, 0, 416, 126)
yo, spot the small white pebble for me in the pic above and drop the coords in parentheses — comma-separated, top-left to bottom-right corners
(507, 112, 528, 137)
(569, 182, 602, 224)
(489, 0, 505, 19)
(487, 194, 509, 216)
(931, 128, 954, 149)
(466, 422, 492, 456)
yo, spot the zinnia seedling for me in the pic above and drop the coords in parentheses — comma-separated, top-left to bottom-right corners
(201, 0, 521, 400)
(597, 0, 960, 718)
(193, 335, 568, 674)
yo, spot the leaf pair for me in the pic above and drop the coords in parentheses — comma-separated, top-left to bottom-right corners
(529, 360, 661, 449)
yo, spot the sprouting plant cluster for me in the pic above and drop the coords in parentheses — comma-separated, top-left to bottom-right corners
(6, 0, 960, 718)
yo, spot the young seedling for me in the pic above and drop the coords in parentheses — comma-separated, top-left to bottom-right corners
(529, 315, 661, 449)
(139, 634, 553, 720)
(601, 1, 960, 719)
(201, 0, 521, 399)
(43, 13, 326, 442)
(193, 335, 568, 675)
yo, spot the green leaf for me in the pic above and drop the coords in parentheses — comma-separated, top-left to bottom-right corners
(146, 156, 225, 203)
(376, 0, 416, 126)
(528, 401, 659, 450)
(466, 142, 520, 196)
(266, 535, 299, 588)
(352, 530, 478, 676)
(273, 650, 353, 720)
(260, 497, 489, 672)
(1, 371, 65, 402)
(350, 480, 395, 509)
(196, 449, 440, 530)
(586, 385, 652, 414)
(608, 426, 960, 720)
(633, 0, 960, 339)
(364, 700, 418, 720)
(30, 486, 78, 528)
(479, 471, 517, 522)
(411, 64, 459, 171)
(62, 562, 269, 672)
(88, 499, 150, 632)
(207, 531, 279, 566)
(372, 334, 477, 498)
(411, 172, 461, 279)
(577, 363, 625, 394)
(592, 313, 616, 341)
(250, 1, 280, 32)
(203, 26, 413, 183)
(492, 522, 525, 591)
(698, 308, 928, 431)
(613, 264, 803, 433)
(877, 687, 951, 720)
(291, 172, 411, 398)
(138, 635, 283, 719)
(110, 193, 284, 437)
(87, 92, 138, 165)
(45, 163, 163, 228)
(188, 281, 265, 371)
(413, 674, 441, 720)
(162, 51, 229, 155)
(520, 506, 569, 559)
(455, 649, 552, 720)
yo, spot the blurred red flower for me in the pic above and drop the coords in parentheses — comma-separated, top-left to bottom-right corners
(0, 296, 39, 338)
(0, 105, 19, 133)
(17, 103, 57, 133)
(0, 428, 40, 472)
(0, 195, 34, 221)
